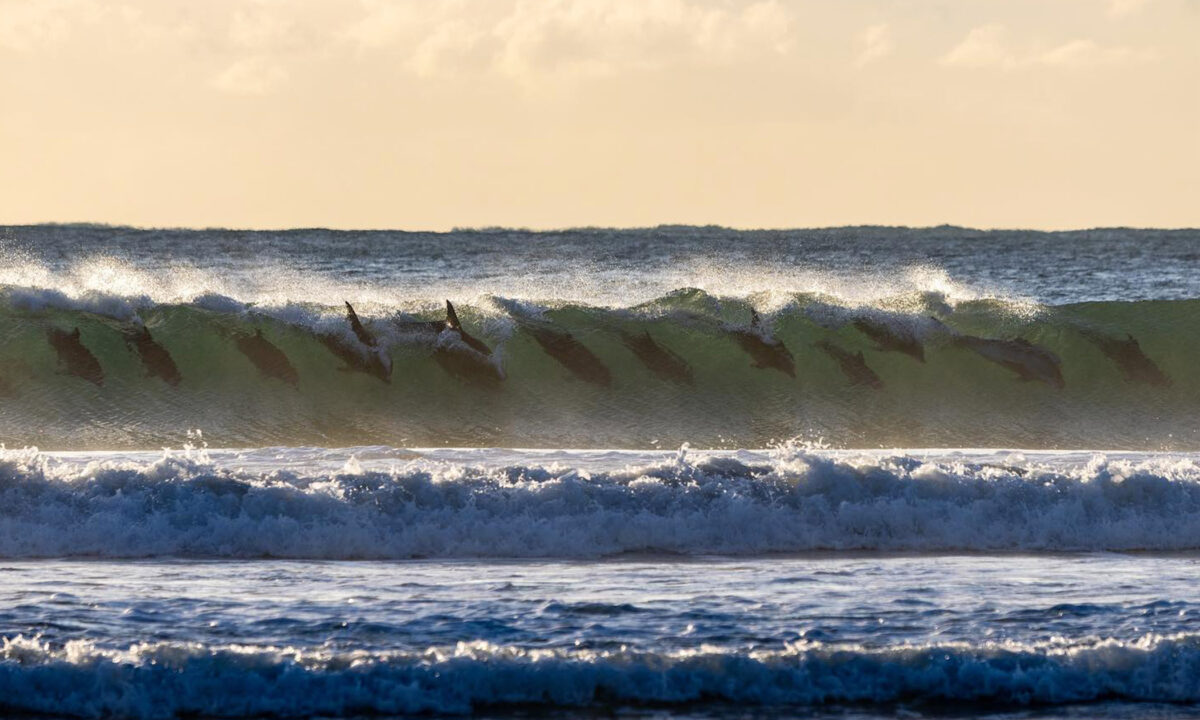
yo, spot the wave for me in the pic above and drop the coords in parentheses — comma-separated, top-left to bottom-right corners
(3, 632, 1200, 717)
(4, 448, 1200, 558)
(1, 284, 1199, 450)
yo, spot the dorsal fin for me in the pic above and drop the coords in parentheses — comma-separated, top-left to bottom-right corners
(750, 309, 761, 329)
(72, 327, 81, 339)
(446, 300, 461, 330)
(344, 301, 376, 346)
(255, 329, 263, 338)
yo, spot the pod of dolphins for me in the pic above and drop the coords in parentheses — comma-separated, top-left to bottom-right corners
(32, 300, 1170, 391)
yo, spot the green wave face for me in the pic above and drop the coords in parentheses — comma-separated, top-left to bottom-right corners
(0, 289, 1196, 450)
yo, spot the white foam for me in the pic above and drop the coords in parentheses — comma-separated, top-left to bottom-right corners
(2, 632, 1200, 717)
(3, 448, 1200, 559)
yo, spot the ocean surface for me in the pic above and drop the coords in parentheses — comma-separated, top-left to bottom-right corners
(2, 224, 1200, 718)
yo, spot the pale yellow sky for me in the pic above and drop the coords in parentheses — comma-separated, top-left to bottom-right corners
(1, 0, 1197, 230)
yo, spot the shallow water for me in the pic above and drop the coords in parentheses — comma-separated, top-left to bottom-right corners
(5, 554, 1200, 717)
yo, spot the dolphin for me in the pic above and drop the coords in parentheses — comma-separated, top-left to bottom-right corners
(953, 334, 1065, 389)
(527, 323, 612, 387)
(321, 303, 391, 383)
(123, 325, 182, 386)
(1079, 330, 1170, 386)
(47, 327, 104, 387)
(815, 340, 883, 389)
(434, 337, 504, 387)
(729, 309, 795, 377)
(852, 317, 925, 362)
(234, 329, 300, 387)
(444, 300, 493, 356)
(435, 301, 504, 386)
(619, 330, 694, 385)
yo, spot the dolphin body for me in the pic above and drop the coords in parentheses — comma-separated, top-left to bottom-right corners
(321, 303, 391, 383)
(527, 323, 612, 387)
(434, 301, 504, 387)
(47, 327, 104, 387)
(730, 310, 795, 378)
(123, 325, 182, 386)
(619, 330, 694, 385)
(234, 329, 300, 387)
(815, 340, 883, 389)
(1080, 330, 1170, 386)
(852, 317, 925, 362)
(953, 334, 1065, 389)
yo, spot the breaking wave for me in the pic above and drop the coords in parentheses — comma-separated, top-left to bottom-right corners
(4, 633, 1200, 717)
(4, 447, 1200, 558)
(1, 283, 1199, 450)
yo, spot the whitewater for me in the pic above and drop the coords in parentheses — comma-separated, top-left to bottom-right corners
(3, 223, 1200, 719)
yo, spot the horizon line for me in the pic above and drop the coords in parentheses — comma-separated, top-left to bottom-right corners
(5, 221, 1199, 234)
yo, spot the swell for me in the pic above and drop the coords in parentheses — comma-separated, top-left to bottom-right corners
(3, 448, 1200, 558)
(3, 633, 1200, 717)
(0, 286, 1198, 449)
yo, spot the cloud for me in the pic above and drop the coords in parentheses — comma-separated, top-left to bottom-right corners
(940, 24, 1018, 69)
(210, 55, 288, 95)
(344, 0, 797, 82)
(1037, 38, 1156, 67)
(229, 5, 296, 50)
(942, 24, 1156, 70)
(1107, 0, 1151, 18)
(0, 0, 100, 52)
(855, 23, 892, 67)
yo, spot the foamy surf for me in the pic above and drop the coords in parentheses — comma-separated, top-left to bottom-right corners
(5, 633, 1200, 718)
(4, 446, 1200, 558)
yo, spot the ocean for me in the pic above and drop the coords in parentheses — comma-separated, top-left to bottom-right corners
(2, 224, 1200, 718)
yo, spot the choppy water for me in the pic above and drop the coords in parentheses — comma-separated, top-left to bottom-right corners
(6, 551, 1200, 718)
(3, 224, 1200, 718)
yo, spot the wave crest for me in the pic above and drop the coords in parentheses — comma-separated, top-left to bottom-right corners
(4, 449, 1200, 558)
(3, 632, 1200, 717)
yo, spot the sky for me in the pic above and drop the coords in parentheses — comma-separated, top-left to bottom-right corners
(0, 0, 1196, 230)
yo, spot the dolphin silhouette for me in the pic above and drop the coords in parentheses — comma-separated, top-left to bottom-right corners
(528, 323, 612, 387)
(730, 309, 795, 377)
(123, 325, 182, 386)
(815, 340, 883, 389)
(1079, 330, 1169, 387)
(952, 333, 1065, 388)
(435, 301, 503, 386)
(322, 303, 391, 383)
(47, 327, 104, 387)
(852, 317, 925, 362)
(619, 330, 694, 385)
(234, 329, 300, 387)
